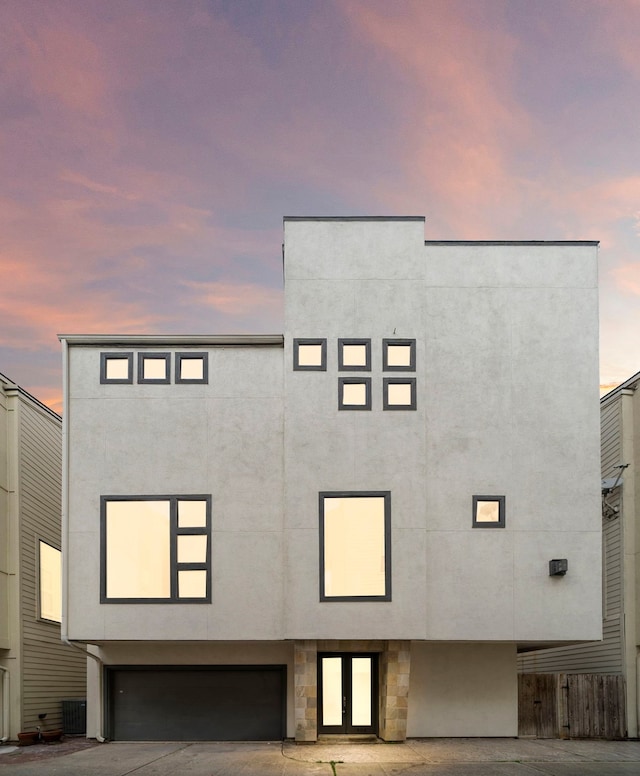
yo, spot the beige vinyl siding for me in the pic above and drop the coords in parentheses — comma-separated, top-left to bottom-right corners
(519, 394, 624, 675)
(18, 399, 86, 733)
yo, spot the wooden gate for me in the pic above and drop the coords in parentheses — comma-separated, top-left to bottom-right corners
(518, 673, 626, 739)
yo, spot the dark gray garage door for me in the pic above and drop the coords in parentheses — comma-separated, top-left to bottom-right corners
(107, 666, 286, 741)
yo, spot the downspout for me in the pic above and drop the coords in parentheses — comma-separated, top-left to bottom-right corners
(0, 666, 9, 742)
(59, 337, 105, 743)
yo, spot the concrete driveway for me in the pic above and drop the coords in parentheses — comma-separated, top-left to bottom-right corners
(2, 738, 640, 775)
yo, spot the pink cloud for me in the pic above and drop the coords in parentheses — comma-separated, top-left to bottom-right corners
(183, 280, 283, 321)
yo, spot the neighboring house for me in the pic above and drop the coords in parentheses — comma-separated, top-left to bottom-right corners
(60, 217, 602, 742)
(519, 370, 640, 738)
(0, 373, 86, 740)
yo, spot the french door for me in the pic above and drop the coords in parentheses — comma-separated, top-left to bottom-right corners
(318, 653, 377, 735)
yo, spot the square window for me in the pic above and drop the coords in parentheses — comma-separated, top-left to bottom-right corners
(472, 495, 505, 528)
(38, 540, 61, 623)
(138, 353, 170, 384)
(339, 377, 372, 410)
(320, 492, 391, 601)
(382, 339, 416, 371)
(293, 338, 327, 371)
(100, 352, 133, 384)
(101, 496, 211, 603)
(176, 352, 208, 384)
(383, 378, 417, 411)
(338, 339, 371, 371)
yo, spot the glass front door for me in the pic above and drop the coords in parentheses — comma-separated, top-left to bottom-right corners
(318, 653, 377, 734)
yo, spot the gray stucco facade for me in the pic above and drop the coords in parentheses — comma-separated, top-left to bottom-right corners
(61, 217, 601, 740)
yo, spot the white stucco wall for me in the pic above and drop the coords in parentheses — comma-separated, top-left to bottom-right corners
(407, 643, 518, 737)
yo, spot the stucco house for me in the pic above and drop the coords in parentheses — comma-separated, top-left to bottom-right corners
(0, 373, 86, 741)
(519, 370, 640, 738)
(60, 217, 601, 742)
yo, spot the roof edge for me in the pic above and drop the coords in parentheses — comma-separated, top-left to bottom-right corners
(425, 240, 600, 246)
(58, 334, 284, 346)
(283, 216, 425, 222)
(0, 372, 61, 421)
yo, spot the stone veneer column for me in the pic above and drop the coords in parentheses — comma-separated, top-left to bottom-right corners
(379, 640, 411, 741)
(294, 640, 318, 742)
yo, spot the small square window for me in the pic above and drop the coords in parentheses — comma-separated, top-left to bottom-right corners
(472, 496, 505, 528)
(383, 378, 417, 410)
(293, 338, 327, 371)
(338, 339, 371, 371)
(138, 353, 170, 384)
(176, 352, 209, 384)
(100, 353, 133, 384)
(339, 377, 371, 410)
(383, 339, 416, 371)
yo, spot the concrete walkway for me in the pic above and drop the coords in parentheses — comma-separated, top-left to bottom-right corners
(2, 738, 640, 775)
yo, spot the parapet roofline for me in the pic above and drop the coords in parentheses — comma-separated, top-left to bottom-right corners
(283, 216, 425, 222)
(58, 334, 284, 346)
(425, 240, 600, 246)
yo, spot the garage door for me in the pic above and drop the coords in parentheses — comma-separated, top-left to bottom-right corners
(107, 666, 286, 741)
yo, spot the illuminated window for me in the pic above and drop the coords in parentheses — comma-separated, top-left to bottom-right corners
(138, 353, 171, 384)
(100, 352, 133, 384)
(38, 541, 61, 623)
(320, 492, 391, 601)
(101, 496, 211, 603)
(383, 378, 416, 410)
(382, 339, 416, 371)
(293, 338, 327, 371)
(176, 352, 208, 384)
(472, 496, 505, 528)
(338, 339, 371, 371)
(338, 378, 372, 410)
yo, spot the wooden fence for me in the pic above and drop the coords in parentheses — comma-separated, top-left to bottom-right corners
(518, 673, 626, 739)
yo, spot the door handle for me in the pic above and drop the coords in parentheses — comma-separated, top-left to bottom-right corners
(342, 696, 347, 715)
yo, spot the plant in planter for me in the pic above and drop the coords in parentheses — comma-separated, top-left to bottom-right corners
(17, 731, 39, 746)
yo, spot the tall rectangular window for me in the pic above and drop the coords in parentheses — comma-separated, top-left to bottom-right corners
(101, 496, 211, 603)
(320, 492, 391, 601)
(39, 540, 62, 623)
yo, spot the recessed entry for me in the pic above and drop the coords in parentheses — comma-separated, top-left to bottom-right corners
(472, 496, 505, 528)
(101, 353, 134, 384)
(339, 378, 372, 410)
(382, 339, 416, 371)
(383, 378, 416, 410)
(293, 339, 327, 371)
(338, 339, 371, 371)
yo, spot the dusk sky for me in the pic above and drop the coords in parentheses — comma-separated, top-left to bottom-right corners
(2, 0, 640, 412)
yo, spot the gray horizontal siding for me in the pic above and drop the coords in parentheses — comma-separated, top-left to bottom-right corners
(19, 400, 86, 733)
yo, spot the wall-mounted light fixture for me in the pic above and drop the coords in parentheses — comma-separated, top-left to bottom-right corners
(549, 559, 568, 577)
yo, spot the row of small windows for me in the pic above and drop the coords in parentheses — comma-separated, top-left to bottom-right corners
(101, 352, 208, 385)
(340, 377, 417, 411)
(294, 338, 416, 372)
(99, 493, 505, 605)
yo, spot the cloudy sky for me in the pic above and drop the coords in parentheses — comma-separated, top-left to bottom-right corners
(2, 0, 639, 412)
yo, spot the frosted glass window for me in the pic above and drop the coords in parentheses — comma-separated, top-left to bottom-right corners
(178, 500, 208, 527)
(178, 570, 208, 598)
(472, 496, 505, 528)
(338, 339, 371, 371)
(105, 501, 171, 599)
(105, 358, 130, 380)
(143, 358, 168, 380)
(351, 657, 372, 726)
(339, 378, 371, 410)
(176, 353, 208, 383)
(383, 339, 416, 371)
(343, 383, 366, 405)
(388, 383, 411, 404)
(178, 534, 208, 563)
(383, 378, 416, 410)
(180, 358, 204, 380)
(321, 657, 343, 726)
(102, 496, 211, 602)
(321, 493, 390, 600)
(293, 339, 327, 370)
(39, 541, 61, 623)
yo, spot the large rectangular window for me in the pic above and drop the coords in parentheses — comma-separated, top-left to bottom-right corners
(319, 492, 391, 601)
(101, 496, 211, 603)
(39, 540, 62, 623)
